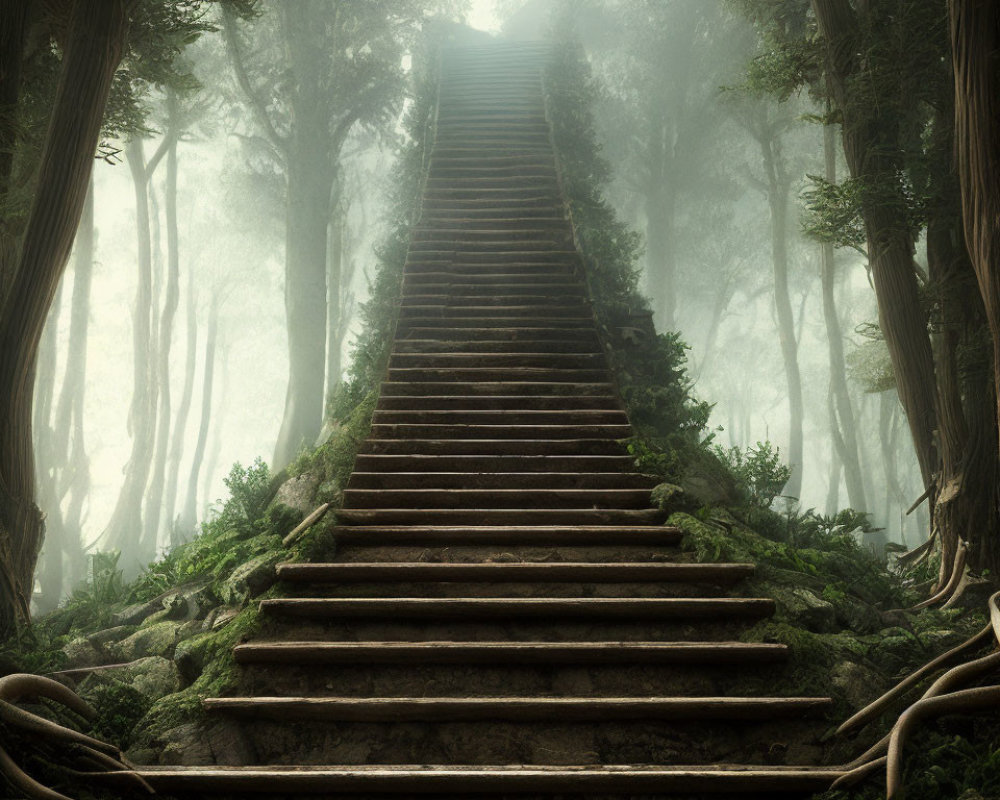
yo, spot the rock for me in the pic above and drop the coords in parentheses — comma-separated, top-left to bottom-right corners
(116, 621, 184, 661)
(162, 581, 215, 621)
(113, 599, 162, 627)
(272, 472, 320, 515)
(833, 596, 883, 634)
(87, 625, 136, 648)
(650, 483, 686, 511)
(158, 723, 214, 766)
(780, 588, 837, 633)
(62, 637, 104, 669)
(117, 657, 181, 699)
(219, 552, 282, 604)
(210, 607, 240, 630)
(831, 660, 887, 708)
(206, 721, 256, 763)
(173, 639, 204, 685)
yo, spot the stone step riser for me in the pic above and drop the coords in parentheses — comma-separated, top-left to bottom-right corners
(387, 354, 605, 369)
(341, 488, 650, 510)
(391, 340, 600, 354)
(205, 716, 827, 768)
(347, 470, 650, 489)
(332, 545, 681, 564)
(329, 524, 679, 547)
(336, 509, 665, 525)
(379, 383, 614, 398)
(351, 454, 634, 471)
(369, 411, 628, 426)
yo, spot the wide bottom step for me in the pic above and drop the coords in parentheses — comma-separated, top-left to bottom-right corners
(112, 764, 842, 794)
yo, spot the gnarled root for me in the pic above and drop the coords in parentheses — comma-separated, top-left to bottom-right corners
(831, 590, 1000, 798)
(0, 673, 155, 799)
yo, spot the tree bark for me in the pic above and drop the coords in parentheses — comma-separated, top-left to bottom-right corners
(813, 0, 939, 490)
(0, 0, 133, 638)
(326, 211, 345, 401)
(164, 275, 196, 545)
(143, 88, 181, 554)
(102, 135, 160, 566)
(753, 109, 803, 500)
(0, 0, 29, 207)
(180, 292, 220, 535)
(950, 0, 1000, 573)
(821, 122, 866, 512)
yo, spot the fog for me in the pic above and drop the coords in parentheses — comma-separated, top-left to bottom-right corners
(32, 0, 926, 605)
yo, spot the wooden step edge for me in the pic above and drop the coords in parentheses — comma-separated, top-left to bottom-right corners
(108, 764, 844, 794)
(202, 696, 833, 722)
(259, 597, 776, 620)
(232, 640, 788, 666)
(275, 562, 755, 583)
(331, 524, 682, 546)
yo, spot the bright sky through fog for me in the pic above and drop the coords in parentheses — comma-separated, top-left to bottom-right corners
(466, 0, 503, 33)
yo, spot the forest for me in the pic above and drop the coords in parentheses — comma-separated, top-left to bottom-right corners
(1, 0, 999, 798)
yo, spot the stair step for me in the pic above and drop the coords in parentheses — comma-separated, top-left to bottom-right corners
(388, 353, 603, 369)
(121, 764, 844, 795)
(378, 382, 616, 397)
(366, 424, 630, 440)
(347, 471, 650, 489)
(205, 696, 832, 723)
(234, 640, 786, 666)
(341, 488, 651, 510)
(358, 440, 629, 456)
(371, 410, 625, 424)
(391, 339, 600, 354)
(330, 525, 681, 547)
(260, 597, 775, 622)
(385, 368, 611, 383)
(352, 454, 633, 471)
(336, 509, 665, 525)
(277, 562, 754, 584)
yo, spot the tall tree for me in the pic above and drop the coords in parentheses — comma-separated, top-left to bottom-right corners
(221, 1, 421, 468)
(948, 0, 1000, 572)
(0, 0, 135, 639)
(102, 132, 172, 564)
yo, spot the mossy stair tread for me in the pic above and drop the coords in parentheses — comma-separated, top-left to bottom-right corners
(275, 562, 754, 583)
(259, 597, 775, 620)
(330, 524, 683, 546)
(346, 471, 654, 488)
(204, 695, 832, 722)
(232, 640, 788, 665)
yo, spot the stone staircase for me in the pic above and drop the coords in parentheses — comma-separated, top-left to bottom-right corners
(130, 42, 837, 797)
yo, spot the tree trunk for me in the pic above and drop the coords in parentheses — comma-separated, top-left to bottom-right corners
(180, 293, 220, 535)
(950, 0, 1000, 573)
(143, 89, 181, 554)
(0, 0, 29, 207)
(755, 113, 803, 500)
(164, 276, 197, 545)
(813, 0, 939, 491)
(325, 211, 344, 402)
(102, 135, 159, 566)
(0, 0, 133, 638)
(821, 122, 866, 512)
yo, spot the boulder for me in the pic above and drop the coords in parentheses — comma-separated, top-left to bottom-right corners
(113, 598, 162, 627)
(831, 660, 887, 708)
(778, 588, 837, 633)
(116, 621, 184, 661)
(272, 472, 320, 515)
(158, 723, 214, 766)
(219, 552, 282, 604)
(112, 656, 180, 699)
(62, 637, 104, 669)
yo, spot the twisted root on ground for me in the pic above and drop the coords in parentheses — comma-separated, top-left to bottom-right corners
(0, 673, 154, 799)
(833, 588, 1000, 798)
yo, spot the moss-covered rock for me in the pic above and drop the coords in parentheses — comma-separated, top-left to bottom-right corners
(115, 620, 184, 661)
(219, 551, 283, 604)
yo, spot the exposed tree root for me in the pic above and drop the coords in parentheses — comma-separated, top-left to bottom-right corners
(833, 590, 1000, 798)
(908, 540, 967, 610)
(0, 673, 155, 799)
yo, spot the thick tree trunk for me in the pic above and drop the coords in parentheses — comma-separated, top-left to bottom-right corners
(164, 277, 197, 545)
(755, 117, 803, 500)
(103, 136, 159, 565)
(325, 212, 345, 402)
(950, 0, 1000, 573)
(821, 122, 866, 512)
(144, 90, 181, 554)
(0, 0, 29, 207)
(813, 0, 939, 490)
(0, 0, 132, 638)
(180, 293, 220, 535)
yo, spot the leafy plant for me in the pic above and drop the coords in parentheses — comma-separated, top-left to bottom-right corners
(220, 457, 272, 525)
(714, 440, 792, 508)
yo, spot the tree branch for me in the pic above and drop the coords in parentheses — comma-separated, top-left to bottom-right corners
(220, 4, 287, 158)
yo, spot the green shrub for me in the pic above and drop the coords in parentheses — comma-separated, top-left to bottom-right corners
(714, 440, 792, 508)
